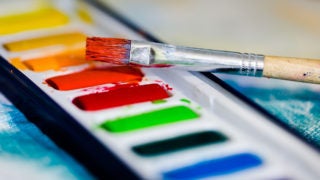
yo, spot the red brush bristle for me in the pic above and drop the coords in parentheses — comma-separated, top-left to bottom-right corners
(86, 37, 131, 65)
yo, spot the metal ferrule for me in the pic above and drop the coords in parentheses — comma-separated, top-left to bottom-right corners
(129, 40, 264, 76)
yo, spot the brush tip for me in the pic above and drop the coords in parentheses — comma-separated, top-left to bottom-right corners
(86, 37, 131, 65)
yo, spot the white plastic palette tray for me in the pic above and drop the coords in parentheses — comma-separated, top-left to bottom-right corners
(0, 0, 319, 179)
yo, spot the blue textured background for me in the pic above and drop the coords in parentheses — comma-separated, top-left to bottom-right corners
(216, 74, 320, 148)
(0, 94, 93, 179)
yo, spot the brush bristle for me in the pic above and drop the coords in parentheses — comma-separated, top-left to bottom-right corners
(86, 37, 131, 65)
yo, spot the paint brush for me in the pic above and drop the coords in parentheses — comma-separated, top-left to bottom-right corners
(86, 37, 320, 84)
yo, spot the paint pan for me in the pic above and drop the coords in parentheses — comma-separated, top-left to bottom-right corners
(132, 131, 228, 156)
(163, 153, 263, 179)
(100, 105, 198, 132)
(11, 48, 87, 72)
(3, 32, 86, 52)
(73, 83, 170, 111)
(46, 66, 144, 90)
(0, 8, 69, 35)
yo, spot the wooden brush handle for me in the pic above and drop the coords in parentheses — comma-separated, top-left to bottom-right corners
(263, 55, 320, 84)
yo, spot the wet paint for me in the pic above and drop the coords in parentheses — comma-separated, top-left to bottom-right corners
(0, 8, 69, 35)
(10, 57, 28, 70)
(100, 105, 199, 133)
(4, 32, 86, 52)
(46, 66, 143, 90)
(20, 48, 87, 72)
(132, 131, 228, 156)
(73, 83, 169, 111)
(163, 153, 263, 179)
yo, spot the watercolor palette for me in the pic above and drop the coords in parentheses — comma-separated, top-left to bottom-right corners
(0, 0, 319, 179)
